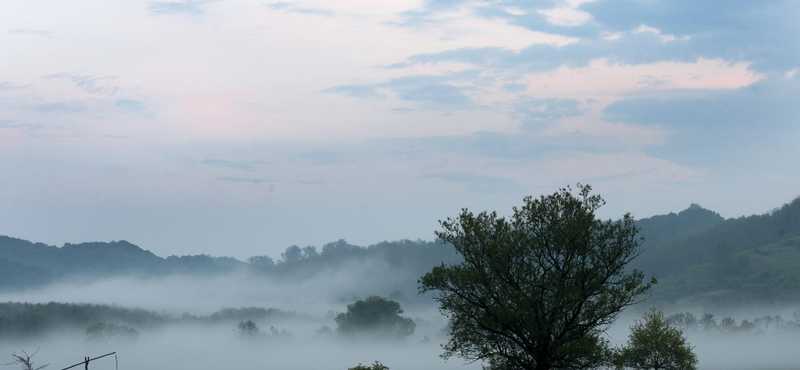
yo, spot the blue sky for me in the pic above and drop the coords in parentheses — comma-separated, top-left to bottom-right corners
(1, 0, 798, 259)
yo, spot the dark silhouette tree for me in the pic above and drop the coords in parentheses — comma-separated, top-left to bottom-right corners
(4, 349, 49, 370)
(615, 309, 697, 370)
(419, 184, 654, 370)
(335, 296, 415, 341)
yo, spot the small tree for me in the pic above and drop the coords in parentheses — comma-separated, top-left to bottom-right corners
(4, 349, 49, 370)
(236, 319, 263, 337)
(419, 185, 654, 370)
(347, 361, 389, 370)
(615, 309, 698, 370)
(335, 296, 415, 341)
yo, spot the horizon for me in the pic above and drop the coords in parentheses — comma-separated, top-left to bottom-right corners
(3, 196, 794, 261)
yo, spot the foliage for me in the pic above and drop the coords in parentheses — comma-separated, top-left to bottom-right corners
(85, 322, 139, 342)
(347, 361, 389, 370)
(615, 309, 698, 370)
(419, 185, 654, 370)
(335, 296, 416, 341)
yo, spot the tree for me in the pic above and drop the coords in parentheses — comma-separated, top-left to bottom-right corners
(347, 361, 389, 370)
(698, 314, 717, 334)
(615, 309, 698, 370)
(4, 349, 49, 370)
(335, 296, 416, 341)
(281, 245, 303, 263)
(246, 255, 275, 268)
(419, 185, 654, 370)
(85, 322, 140, 343)
(236, 319, 263, 337)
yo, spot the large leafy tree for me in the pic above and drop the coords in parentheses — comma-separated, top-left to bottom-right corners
(615, 309, 698, 370)
(419, 185, 654, 370)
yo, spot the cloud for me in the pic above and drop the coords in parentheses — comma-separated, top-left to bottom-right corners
(43, 73, 119, 96)
(116, 99, 154, 118)
(601, 76, 800, 167)
(325, 70, 480, 108)
(296, 150, 353, 166)
(579, 0, 800, 72)
(201, 159, 268, 171)
(0, 120, 51, 130)
(394, 0, 799, 74)
(420, 171, 521, 194)
(7, 28, 53, 38)
(323, 85, 382, 99)
(293, 180, 324, 185)
(33, 101, 88, 114)
(265, 2, 335, 16)
(511, 97, 585, 128)
(0, 82, 28, 91)
(147, 0, 215, 15)
(217, 176, 272, 185)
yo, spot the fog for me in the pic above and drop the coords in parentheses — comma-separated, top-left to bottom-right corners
(2, 326, 477, 370)
(0, 258, 431, 316)
(0, 269, 472, 370)
(3, 271, 800, 370)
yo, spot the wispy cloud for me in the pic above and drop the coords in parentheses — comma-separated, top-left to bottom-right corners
(116, 99, 154, 119)
(43, 73, 119, 96)
(147, 0, 215, 15)
(420, 171, 521, 194)
(202, 158, 268, 171)
(0, 81, 28, 91)
(325, 70, 480, 108)
(0, 120, 51, 130)
(33, 101, 88, 114)
(265, 2, 335, 17)
(7, 28, 53, 38)
(218, 176, 271, 185)
(293, 179, 324, 185)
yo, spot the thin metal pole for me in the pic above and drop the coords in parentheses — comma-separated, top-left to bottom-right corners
(59, 352, 116, 370)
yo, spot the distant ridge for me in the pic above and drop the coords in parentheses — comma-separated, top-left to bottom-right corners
(2, 195, 800, 307)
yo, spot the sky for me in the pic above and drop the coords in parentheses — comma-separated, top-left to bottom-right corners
(1, 0, 799, 259)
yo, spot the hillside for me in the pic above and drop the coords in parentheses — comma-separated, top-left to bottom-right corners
(652, 235, 800, 307)
(0, 236, 244, 291)
(631, 197, 800, 279)
(635, 203, 724, 247)
(2, 196, 799, 307)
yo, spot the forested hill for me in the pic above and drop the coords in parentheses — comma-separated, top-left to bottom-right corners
(0, 236, 245, 291)
(635, 203, 724, 247)
(632, 197, 800, 279)
(639, 197, 800, 307)
(2, 196, 800, 307)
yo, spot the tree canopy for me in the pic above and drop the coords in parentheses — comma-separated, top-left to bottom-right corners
(615, 309, 698, 370)
(335, 296, 416, 341)
(419, 184, 654, 370)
